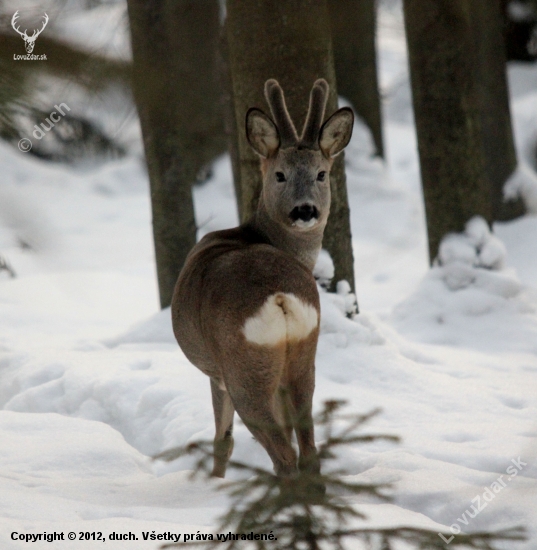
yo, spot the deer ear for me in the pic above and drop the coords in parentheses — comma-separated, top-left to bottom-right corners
(246, 108, 280, 158)
(319, 107, 354, 158)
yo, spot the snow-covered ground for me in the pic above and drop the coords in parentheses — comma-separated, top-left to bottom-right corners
(1, 2, 536, 549)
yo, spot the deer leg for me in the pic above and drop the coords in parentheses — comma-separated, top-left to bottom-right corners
(274, 386, 295, 444)
(226, 378, 297, 476)
(287, 336, 321, 477)
(290, 382, 319, 474)
(210, 377, 235, 478)
(288, 367, 325, 498)
(239, 403, 298, 477)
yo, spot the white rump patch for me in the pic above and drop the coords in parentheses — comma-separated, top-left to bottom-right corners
(242, 293, 318, 346)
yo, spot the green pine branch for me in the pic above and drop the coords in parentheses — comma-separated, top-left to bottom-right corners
(156, 401, 526, 550)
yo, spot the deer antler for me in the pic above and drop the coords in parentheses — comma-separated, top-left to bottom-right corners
(30, 13, 49, 40)
(300, 79, 329, 150)
(264, 79, 299, 148)
(11, 11, 28, 39)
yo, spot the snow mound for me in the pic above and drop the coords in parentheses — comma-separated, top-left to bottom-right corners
(0, 347, 212, 459)
(320, 284, 385, 347)
(0, 411, 150, 478)
(392, 217, 537, 351)
(106, 308, 175, 346)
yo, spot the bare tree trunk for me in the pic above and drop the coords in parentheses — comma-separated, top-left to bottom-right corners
(329, 0, 384, 157)
(470, 0, 525, 221)
(226, 0, 355, 292)
(404, 0, 492, 262)
(127, 0, 226, 308)
(219, 21, 243, 220)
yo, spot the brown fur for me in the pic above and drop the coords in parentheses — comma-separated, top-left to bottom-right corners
(264, 79, 299, 147)
(300, 79, 329, 149)
(171, 80, 353, 478)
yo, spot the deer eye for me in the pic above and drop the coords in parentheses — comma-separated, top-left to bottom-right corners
(317, 171, 326, 182)
(275, 172, 286, 182)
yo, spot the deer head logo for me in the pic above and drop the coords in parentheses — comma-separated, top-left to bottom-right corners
(11, 11, 49, 54)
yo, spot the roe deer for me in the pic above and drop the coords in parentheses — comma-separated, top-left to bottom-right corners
(172, 78, 353, 478)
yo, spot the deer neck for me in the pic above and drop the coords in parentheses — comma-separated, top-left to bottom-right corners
(252, 197, 324, 272)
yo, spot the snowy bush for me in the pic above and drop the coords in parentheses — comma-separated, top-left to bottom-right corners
(392, 217, 537, 351)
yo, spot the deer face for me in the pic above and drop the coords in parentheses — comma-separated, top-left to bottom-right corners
(246, 79, 353, 233)
(261, 147, 331, 231)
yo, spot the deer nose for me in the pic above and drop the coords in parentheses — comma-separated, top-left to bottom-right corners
(289, 203, 319, 223)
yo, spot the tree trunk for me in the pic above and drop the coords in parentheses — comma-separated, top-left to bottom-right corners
(219, 21, 243, 219)
(225, 0, 355, 292)
(329, 0, 384, 157)
(471, 0, 525, 221)
(127, 0, 226, 308)
(404, 0, 493, 262)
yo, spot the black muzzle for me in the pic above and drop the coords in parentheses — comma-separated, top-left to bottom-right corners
(289, 204, 319, 223)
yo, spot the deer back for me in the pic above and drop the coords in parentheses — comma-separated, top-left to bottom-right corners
(172, 226, 320, 382)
